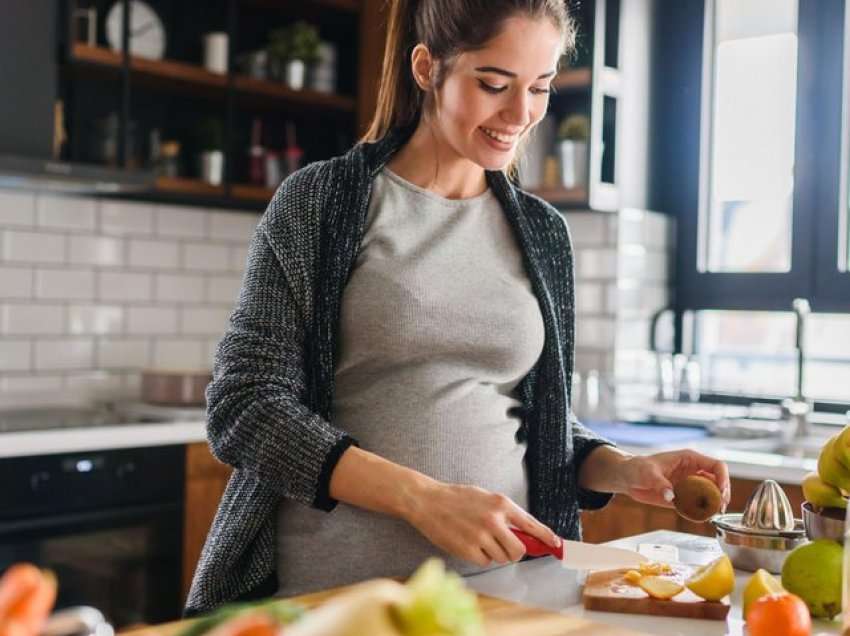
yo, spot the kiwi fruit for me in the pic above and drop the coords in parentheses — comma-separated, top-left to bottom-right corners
(673, 475, 722, 522)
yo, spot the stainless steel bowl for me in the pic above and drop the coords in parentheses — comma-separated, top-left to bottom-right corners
(712, 513, 807, 574)
(801, 502, 845, 542)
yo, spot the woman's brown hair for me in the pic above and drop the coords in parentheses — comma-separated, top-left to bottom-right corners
(361, 0, 576, 144)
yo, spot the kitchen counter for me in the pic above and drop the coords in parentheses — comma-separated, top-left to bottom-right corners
(0, 420, 207, 458)
(465, 529, 843, 635)
(0, 416, 818, 484)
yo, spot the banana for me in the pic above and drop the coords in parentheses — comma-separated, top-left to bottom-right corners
(802, 471, 848, 509)
(818, 436, 850, 493)
(830, 425, 850, 470)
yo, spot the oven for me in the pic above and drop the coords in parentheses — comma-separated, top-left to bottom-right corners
(0, 444, 185, 628)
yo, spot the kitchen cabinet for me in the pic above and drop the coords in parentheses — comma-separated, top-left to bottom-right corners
(182, 442, 232, 601)
(525, 0, 654, 213)
(581, 477, 804, 543)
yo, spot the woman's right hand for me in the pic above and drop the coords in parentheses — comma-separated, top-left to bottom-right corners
(403, 481, 561, 567)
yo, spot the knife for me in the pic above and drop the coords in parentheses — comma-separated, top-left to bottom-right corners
(510, 528, 649, 570)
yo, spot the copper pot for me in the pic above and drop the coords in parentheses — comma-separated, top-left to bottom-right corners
(141, 369, 212, 406)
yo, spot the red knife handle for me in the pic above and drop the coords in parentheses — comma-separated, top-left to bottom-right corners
(510, 528, 564, 560)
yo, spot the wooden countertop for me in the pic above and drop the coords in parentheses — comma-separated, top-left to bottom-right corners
(122, 584, 650, 636)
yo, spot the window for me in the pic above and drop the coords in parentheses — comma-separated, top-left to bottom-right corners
(671, 0, 850, 407)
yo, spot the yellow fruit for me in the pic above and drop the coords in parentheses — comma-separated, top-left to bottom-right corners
(684, 555, 735, 601)
(832, 425, 850, 470)
(817, 436, 850, 492)
(638, 576, 684, 600)
(742, 569, 784, 617)
(781, 539, 843, 619)
(802, 471, 847, 509)
(638, 561, 673, 576)
(622, 570, 642, 585)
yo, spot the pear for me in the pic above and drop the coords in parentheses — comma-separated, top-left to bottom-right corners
(817, 436, 850, 492)
(781, 539, 843, 619)
(802, 471, 848, 510)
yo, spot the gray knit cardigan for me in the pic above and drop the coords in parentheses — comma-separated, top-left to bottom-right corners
(185, 125, 613, 615)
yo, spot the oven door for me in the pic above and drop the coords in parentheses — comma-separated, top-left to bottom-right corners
(0, 501, 184, 628)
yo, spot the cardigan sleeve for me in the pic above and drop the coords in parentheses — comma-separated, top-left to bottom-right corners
(205, 171, 357, 512)
(569, 409, 616, 510)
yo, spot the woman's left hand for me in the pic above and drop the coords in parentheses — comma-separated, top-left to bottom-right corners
(616, 449, 731, 511)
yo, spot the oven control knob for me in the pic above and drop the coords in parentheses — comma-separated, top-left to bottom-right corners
(30, 471, 50, 491)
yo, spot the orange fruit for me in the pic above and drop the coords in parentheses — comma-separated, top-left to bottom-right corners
(746, 593, 811, 636)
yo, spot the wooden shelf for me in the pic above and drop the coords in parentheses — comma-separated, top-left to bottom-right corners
(155, 176, 226, 197)
(230, 183, 276, 202)
(529, 186, 588, 206)
(233, 75, 355, 113)
(71, 43, 355, 114)
(553, 67, 592, 92)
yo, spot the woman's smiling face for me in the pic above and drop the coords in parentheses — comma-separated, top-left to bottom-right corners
(430, 15, 563, 171)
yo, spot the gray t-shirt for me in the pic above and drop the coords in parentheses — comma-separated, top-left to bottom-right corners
(276, 168, 546, 596)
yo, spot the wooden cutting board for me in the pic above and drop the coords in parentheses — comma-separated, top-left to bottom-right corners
(582, 568, 730, 621)
(121, 587, 651, 636)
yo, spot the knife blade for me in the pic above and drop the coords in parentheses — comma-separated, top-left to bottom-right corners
(510, 528, 649, 570)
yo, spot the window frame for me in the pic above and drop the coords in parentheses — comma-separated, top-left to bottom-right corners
(678, 0, 848, 313)
(668, 0, 850, 410)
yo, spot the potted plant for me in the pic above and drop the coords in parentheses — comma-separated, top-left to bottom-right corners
(195, 117, 224, 185)
(556, 113, 590, 189)
(267, 21, 321, 90)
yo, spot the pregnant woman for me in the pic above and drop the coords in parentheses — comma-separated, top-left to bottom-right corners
(185, 0, 730, 614)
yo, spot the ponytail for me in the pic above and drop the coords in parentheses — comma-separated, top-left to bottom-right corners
(361, 0, 423, 142)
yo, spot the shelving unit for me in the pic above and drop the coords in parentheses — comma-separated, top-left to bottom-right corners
(57, 0, 377, 210)
(70, 43, 356, 115)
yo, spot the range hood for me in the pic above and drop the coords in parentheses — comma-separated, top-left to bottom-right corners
(0, 155, 154, 195)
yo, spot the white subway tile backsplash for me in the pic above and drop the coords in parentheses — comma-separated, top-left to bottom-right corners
(184, 243, 231, 272)
(575, 317, 616, 349)
(127, 306, 178, 334)
(156, 273, 205, 303)
(209, 211, 259, 242)
(205, 337, 220, 367)
(563, 213, 609, 246)
(230, 245, 250, 271)
(0, 374, 63, 394)
(152, 338, 206, 369)
(0, 266, 32, 299)
(36, 195, 97, 231)
(180, 307, 230, 335)
(100, 201, 155, 236)
(207, 275, 242, 304)
(99, 271, 153, 301)
(65, 371, 125, 399)
(1, 304, 65, 335)
(155, 205, 208, 238)
(3, 230, 65, 263)
(97, 338, 149, 369)
(0, 190, 35, 226)
(35, 269, 95, 300)
(68, 305, 123, 335)
(34, 338, 94, 370)
(128, 239, 180, 269)
(123, 371, 142, 397)
(0, 340, 31, 371)
(575, 282, 605, 315)
(576, 248, 618, 279)
(69, 235, 124, 266)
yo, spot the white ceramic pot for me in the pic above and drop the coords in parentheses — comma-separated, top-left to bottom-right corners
(199, 150, 224, 185)
(285, 59, 305, 90)
(557, 140, 588, 189)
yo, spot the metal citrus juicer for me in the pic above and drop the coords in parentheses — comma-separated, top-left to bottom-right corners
(711, 479, 807, 573)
